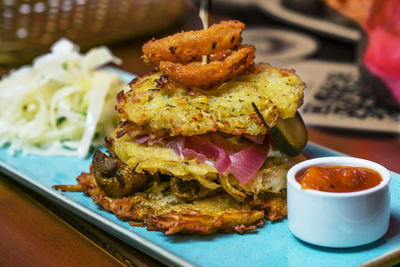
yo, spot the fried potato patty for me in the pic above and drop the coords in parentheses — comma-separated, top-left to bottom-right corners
(110, 131, 219, 189)
(69, 172, 288, 234)
(116, 64, 305, 136)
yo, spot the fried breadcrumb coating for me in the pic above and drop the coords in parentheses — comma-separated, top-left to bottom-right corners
(117, 64, 304, 136)
(142, 20, 244, 64)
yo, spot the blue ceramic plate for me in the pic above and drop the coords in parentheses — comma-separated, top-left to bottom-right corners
(0, 69, 399, 267)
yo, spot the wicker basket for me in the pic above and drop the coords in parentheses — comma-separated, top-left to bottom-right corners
(0, 0, 187, 66)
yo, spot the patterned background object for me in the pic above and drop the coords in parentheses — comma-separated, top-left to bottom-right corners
(295, 61, 400, 133)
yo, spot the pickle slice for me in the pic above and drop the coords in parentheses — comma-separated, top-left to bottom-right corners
(270, 112, 308, 156)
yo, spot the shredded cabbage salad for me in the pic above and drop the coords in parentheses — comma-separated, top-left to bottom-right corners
(0, 39, 128, 158)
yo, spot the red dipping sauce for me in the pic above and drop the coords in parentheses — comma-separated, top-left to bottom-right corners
(296, 166, 382, 193)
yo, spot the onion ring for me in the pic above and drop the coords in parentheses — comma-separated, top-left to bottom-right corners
(142, 20, 245, 64)
(159, 45, 255, 88)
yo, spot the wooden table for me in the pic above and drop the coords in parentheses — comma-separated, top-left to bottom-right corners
(0, 2, 399, 266)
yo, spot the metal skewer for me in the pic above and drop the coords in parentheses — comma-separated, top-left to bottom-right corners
(199, 0, 212, 65)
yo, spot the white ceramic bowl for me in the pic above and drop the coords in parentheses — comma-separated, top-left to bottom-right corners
(287, 157, 391, 248)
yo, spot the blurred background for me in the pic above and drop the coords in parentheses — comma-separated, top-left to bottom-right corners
(0, 0, 187, 65)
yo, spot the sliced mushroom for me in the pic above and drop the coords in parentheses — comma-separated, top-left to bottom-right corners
(92, 150, 148, 197)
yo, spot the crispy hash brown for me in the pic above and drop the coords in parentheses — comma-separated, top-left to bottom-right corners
(55, 171, 287, 234)
(117, 64, 304, 136)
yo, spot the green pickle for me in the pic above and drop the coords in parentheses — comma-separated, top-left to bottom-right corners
(270, 112, 308, 156)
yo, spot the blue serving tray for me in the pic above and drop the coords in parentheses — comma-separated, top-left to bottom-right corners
(0, 69, 399, 267)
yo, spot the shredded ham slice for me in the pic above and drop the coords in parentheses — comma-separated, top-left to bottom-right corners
(185, 135, 231, 173)
(134, 136, 150, 143)
(228, 143, 269, 184)
(209, 134, 244, 154)
(166, 136, 185, 158)
(244, 133, 265, 144)
(135, 135, 167, 146)
(148, 137, 165, 145)
(138, 132, 270, 184)
(182, 148, 207, 162)
(184, 134, 269, 183)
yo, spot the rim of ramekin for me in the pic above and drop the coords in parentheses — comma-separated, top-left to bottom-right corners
(287, 157, 391, 197)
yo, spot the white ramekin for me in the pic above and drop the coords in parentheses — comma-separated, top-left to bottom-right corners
(287, 156, 391, 248)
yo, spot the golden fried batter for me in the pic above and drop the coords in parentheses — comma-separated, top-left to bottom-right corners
(142, 20, 244, 64)
(117, 64, 304, 136)
(159, 45, 255, 88)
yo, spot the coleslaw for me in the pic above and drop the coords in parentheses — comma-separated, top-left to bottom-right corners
(0, 39, 128, 158)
